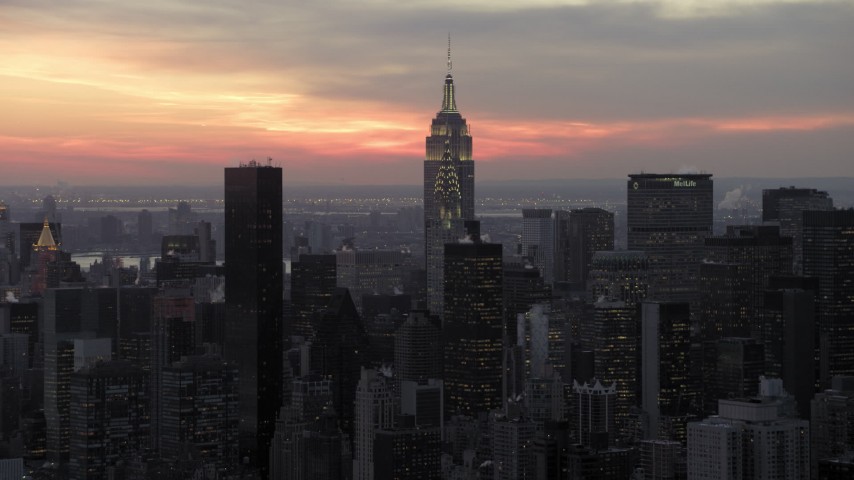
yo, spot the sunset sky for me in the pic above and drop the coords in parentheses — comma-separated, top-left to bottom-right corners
(1, 0, 853, 185)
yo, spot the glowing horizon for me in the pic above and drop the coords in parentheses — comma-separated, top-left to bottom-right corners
(2, 0, 853, 185)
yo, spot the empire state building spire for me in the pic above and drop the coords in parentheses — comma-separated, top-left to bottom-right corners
(441, 34, 457, 113)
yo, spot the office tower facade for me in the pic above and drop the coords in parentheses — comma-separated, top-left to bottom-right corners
(271, 368, 333, 479)
(43, 287, 83, 462)
(0, 459, 23, 479)
(504, 264, 551, 347)
(587, 250, 650, 305)
(627, 174, 713, 304)
(704, 225, 793, 340)
(810, 376, 854, 476)
(360, 293, 410, 366)
(0, 366, 21, 441)
(160, 355, 239, 472)
(639, 439, 684, 480)
(531, 420, 570, 480)
(521, 209, 555, 284)
(443, 238, 503, 416)
(587, 299, 638, 442)
(68, 361, 149, 480)
(566, 443, 635, 479)
(137, 209, 152, 245)
(311, 288, 369, 436)
(352, 368, 395, 480)
(1, 301, 38, 365)
(374, 415, 442, 480)
(150, 287, 195, 451)
(492, 413, 536, 480)
(803, 209, 854, 386)
(224, 160, 283, 471)
(572, 380, 617, 448)
(269, 407, 307, 480)
(563, 207, 615, 290)
(290, 253, 337, 340)
(525, 374, 565, 428)
(290, 375, 334, 426)
(424, 49, 475, 314)
(401, 379, 444, 429)
(762, 186, 833, 273)
(704, 337, 764, 415)
(0, 333, 29, 382)
(698, 261, 751, 340)
(641, 302, 695, 443)
(72, 338, 111, 372)
(687, 395, 810, 480)
(335, 249, 413, 312)
(302, 410, 351, 480)
(762, 286, 816, 418)
(394, 311, 441, 392)
(763, 186, 831, 222)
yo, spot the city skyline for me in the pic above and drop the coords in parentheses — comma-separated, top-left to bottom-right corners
(2, 0, 853, 185)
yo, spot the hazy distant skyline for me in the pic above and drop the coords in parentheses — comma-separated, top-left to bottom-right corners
(2, 0, 853, 185)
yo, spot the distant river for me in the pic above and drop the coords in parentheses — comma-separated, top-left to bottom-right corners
(70, 252, 159, 272)
(70, 253, 287, 273)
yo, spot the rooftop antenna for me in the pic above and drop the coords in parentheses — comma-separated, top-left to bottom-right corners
(447, 33, 452, 73)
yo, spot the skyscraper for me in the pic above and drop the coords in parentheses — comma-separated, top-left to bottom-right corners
(687, 381, 810, 480)
(290, 253, 337, 340)
(503, 264, 551, 347)
(224, 160, 283, 473)
(443, 232, 503, 416)
(762, 186, 833, 273)
(627, 174, 713, 304)
(335, 249, 413, 313)
(705, 337, 764, 415)
(587, 250, 650, 306)
(587, 299, 638, 443)
(762, 283, 816, 419)
(393, 311, 441, 392)
(424, 42, 475, 314)
(352, 368, 395, 480)
(374, 414, 442, 480)
(704, 225, 793, 341)
(803, 209, 854, 387)
(641, 301, 695, 443)
(69, 360, 149, 480)
(310, 288, 369, 436)
(810, 376, 854, 476)
(571, 379, 617, 448)
(160, 355, 239, 473)
(43, 287, 84, 463)
(521, 208, 555, 284)
(561, 207, 615, 290)
(150, 287, 195, 452)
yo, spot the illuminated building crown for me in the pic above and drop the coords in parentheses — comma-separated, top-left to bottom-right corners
(34, 217, 59, 251)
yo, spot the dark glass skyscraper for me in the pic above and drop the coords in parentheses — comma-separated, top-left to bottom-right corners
(561, 207, 615, 290)
(425, 46, 475, 314)
(443, 236, 503, 416)
(641, 301, 695, 443)
(627, 174, 713, 304)
(224, 161, 283, 474)
(803, 209, 854, 386)
(704, 225, 793, 340)
(290, 253, 337, 340)
(763, 187, 833, 273)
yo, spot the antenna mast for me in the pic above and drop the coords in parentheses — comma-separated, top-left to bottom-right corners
(447, 33, 452, 73)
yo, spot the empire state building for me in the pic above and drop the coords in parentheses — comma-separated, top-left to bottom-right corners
(424, 40, 475, 314)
